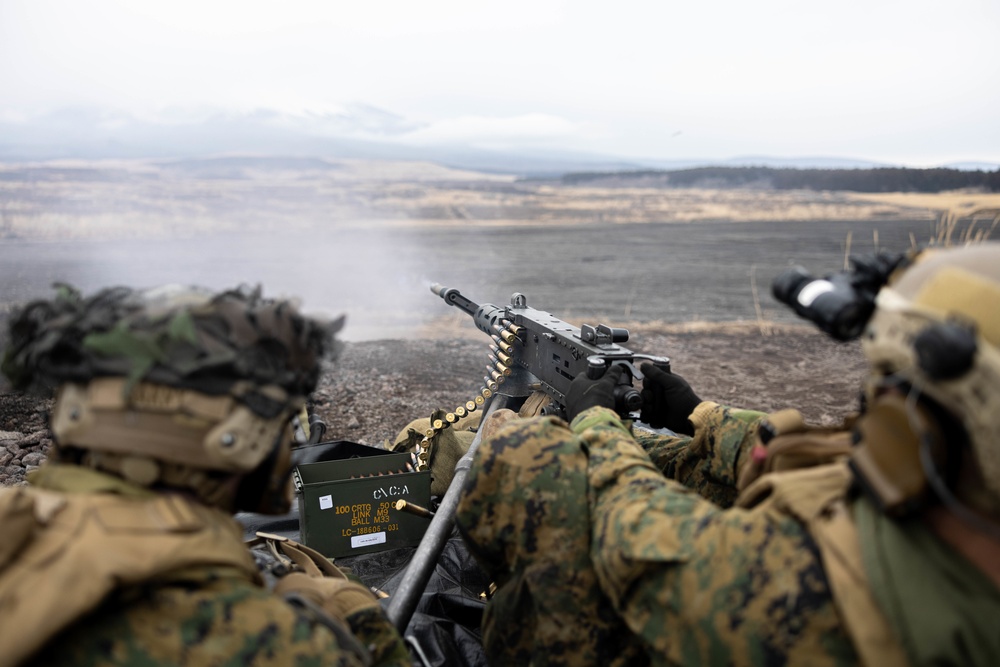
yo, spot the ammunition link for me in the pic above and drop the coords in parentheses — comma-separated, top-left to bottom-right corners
(415, 320, 521, 472)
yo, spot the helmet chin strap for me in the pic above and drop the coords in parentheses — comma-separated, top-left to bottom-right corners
(234, 423, 294, 515)
(904, 385, 1000, 542)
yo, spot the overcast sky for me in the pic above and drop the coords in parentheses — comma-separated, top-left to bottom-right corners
(2, 0, 998, 166)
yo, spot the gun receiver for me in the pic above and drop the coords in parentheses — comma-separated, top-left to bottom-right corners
(430, 283, 670, 419)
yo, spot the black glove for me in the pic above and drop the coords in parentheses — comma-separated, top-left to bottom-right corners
(564, 364, 625, 422)
(639, 363, 702, 436)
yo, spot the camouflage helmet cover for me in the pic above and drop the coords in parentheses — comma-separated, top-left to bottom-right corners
(2, 283, 343, 406)
(861, 242, 1000, 511)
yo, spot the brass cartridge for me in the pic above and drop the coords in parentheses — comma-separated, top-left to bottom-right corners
(394, 499, 434, 519)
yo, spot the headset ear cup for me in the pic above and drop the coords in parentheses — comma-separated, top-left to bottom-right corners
(850, 393, 945, 516)
(913, 321, 977, 381)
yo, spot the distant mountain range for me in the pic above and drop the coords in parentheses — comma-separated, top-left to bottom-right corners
(1, 107, 996, 177)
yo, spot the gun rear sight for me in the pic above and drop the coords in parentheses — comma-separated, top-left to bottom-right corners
(581, 323, 629, 345)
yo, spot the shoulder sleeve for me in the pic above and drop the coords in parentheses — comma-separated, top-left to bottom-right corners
(27, 570, 409, 667)
(585, 441, 855, 665)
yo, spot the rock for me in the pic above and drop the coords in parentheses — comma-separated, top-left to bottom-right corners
(21, 430, 49, 446)
(21, 452, 45, 467)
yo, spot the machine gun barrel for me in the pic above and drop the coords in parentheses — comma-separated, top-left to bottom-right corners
(430, 283, 510, 339)
(430, 283, 478, 317)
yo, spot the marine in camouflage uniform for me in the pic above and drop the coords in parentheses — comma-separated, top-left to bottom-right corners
(458, 400, 861, 666)
(458, 245, 1000, 667)
(0, 285, 409, 667)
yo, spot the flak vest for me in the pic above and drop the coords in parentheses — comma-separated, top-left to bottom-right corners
(0, 485, 261, 667)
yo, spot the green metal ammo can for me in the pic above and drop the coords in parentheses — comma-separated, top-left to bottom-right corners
(293, 450, 432, 558)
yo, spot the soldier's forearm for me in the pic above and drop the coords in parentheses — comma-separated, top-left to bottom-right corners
(586, 444, 710, 622)
(634, 403, 765, 507)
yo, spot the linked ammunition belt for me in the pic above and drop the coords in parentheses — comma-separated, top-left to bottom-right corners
(414, 320, 524, 471)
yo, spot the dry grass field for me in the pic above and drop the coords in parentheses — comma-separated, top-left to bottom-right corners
(2, 157, 997, 241)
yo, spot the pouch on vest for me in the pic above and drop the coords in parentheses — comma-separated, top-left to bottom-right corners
(0, 489, 40, 571)
(736, 408, 857, 493)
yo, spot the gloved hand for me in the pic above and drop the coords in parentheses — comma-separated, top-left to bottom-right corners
(274, 572, 381, 622)
(639, 363, 702, 436)
(565, 364, 625, 422)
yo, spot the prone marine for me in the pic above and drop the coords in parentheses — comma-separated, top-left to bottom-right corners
(0, 284, 410, 666)
(455, 243, 1000, 666)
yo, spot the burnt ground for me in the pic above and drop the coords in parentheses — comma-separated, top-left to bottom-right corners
(0, 323, 867, 486)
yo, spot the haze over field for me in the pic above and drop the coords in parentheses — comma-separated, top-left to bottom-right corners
(1, 1, 998, 171)
(1, 159, 996, 341)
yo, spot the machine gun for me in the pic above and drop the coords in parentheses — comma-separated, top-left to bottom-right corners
(385, 284, 670, 633)
(429, 284, 671, 419)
